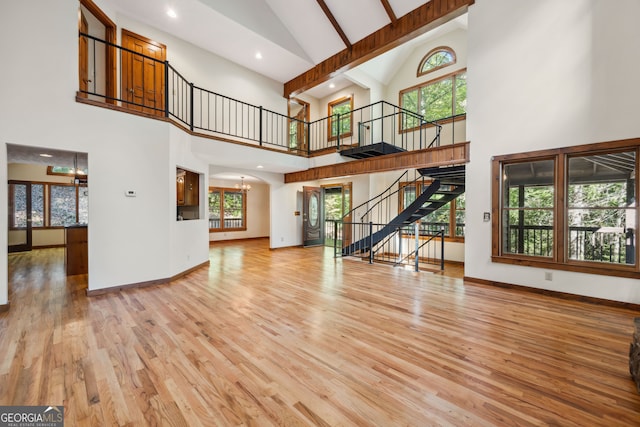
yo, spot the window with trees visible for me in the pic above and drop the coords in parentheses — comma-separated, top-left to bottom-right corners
(399, 181, 465, 239)
(500, 159, 555, 257)
(208, 187, 247, 231)
(493, 142, 638, 277)
(400, 70, 466, 131)
(417, 46, 456, 77)
(9, 181, 87, 229)
(328, 96, 353, 140)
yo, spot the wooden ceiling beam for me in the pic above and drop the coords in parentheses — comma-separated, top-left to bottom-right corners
(316, 0, 352, 50)
(380, 0, 397, 23)
(284, 0, 474, 98)
(284, 143, 470, 183)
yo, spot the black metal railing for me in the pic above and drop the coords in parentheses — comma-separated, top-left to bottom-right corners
(330, 220, 445, 271)
(506, 224, 634, 264)
(78, 33, 464, 156)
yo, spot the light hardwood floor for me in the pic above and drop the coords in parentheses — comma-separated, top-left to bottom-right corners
(1, 239, 639, 426)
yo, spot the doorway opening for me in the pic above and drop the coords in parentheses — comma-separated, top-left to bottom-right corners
(322, 183, 352, 247)
(7, 145, 89, 294)
(78, 0, 116, 103)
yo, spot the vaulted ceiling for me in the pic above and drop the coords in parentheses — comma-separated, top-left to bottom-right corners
(103, 0, 471, 98)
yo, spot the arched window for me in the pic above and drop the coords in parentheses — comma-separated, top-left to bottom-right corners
(417, 46, 456, 77)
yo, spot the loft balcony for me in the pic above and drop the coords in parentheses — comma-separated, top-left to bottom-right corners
(77, 32, 467, 162)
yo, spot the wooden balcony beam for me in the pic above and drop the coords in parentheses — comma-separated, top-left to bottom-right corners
(284, 142, 470, 183)
(284, 0, 475, 98)
(380, 0, 397, 23)
(316, 0, 352, 49)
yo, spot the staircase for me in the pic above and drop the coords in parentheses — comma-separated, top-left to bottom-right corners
(342, 165, 465, 256)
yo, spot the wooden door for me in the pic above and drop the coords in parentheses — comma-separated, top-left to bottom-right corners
(78, 10, 89, 98)
(303, 186, 324, 247)
(121, 29, 166, 116)
(294, 108, 307, 151)
(288, 98, 309, 152)
(8, 182, 33, 253)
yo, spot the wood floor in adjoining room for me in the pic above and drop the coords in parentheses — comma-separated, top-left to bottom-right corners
(1, 240, 639, 426)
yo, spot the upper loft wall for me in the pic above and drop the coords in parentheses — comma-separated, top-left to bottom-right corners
(317, 84, 371, 122)
(112, 11, 287, 114)
(384, 28, 468, 105)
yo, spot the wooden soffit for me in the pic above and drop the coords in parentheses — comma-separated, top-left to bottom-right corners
(284, 142, 470, 183)
(284, 0, 475, 98)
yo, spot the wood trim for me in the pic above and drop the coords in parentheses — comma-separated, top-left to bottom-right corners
(492, 137, 640, 162)
(209, 236, 268, 245)
(207, 187, 248, 232)
(327, 95, 353, 141)
(284, 0, 474, 98)
(492, 137, 640, 276)
(316, 0, 351, 49)
(379, 0, 397, 23)
(121, 28, 166, 51)
(399, 68, 467, 132)
(417, 46, 457, 77)
(0, 302, 9, 313)
(464, 275, 640, 311)
(400, 67, 467, 97)
(80, 0, 117, 103)
(285, 142, 470, 183)
(86, 260, 210, 297)
(490, 157, 501, 257)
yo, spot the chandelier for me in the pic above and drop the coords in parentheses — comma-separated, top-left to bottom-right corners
(235, 176, 251, 192)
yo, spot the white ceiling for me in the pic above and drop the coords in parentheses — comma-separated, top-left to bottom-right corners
(7, 144, 88, 170)
(103, 0, 446, 90)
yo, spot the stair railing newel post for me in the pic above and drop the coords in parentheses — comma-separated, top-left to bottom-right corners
(440, 227, 445, 270)
(259, 106, 263, 146)
(336, 113, 340, 150)
(369, 221, 374, 264)
(398, 227, 403, 264)
(333, 220, 338, 257)
(414, 221, 420, 272)
(306, 121, 311, 155)
(164, 60, 169, 118)
(189, 81, 194, 131)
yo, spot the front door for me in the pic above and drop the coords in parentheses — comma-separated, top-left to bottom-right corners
(121, 29, 166, 116)
(8, 182, 33, 253)
(303, 186, 323, 247)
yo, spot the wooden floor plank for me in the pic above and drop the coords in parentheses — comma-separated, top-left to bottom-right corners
(1, 241, 639, 425)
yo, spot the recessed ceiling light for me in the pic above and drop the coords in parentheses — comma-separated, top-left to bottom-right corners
(167, 9, 177, 18)
(329, 83, 335, 89)
(255, 52, 263, 60)
(257, 165, 264, 169)
(39, 153, 53, 158)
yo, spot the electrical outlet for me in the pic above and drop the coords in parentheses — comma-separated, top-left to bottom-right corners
(544, 271, 552, 281)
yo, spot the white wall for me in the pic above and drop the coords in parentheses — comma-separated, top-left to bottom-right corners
(0, 0, 210, 302)
(466, 0, 640, 303)
(207, 177, 270, 242)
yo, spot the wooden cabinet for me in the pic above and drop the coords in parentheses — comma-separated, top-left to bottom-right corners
(177, 169, 199, 206)
(177, 168, 200, 220)
(65, 225, 88, 276)
(177, 170, 186, 205)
